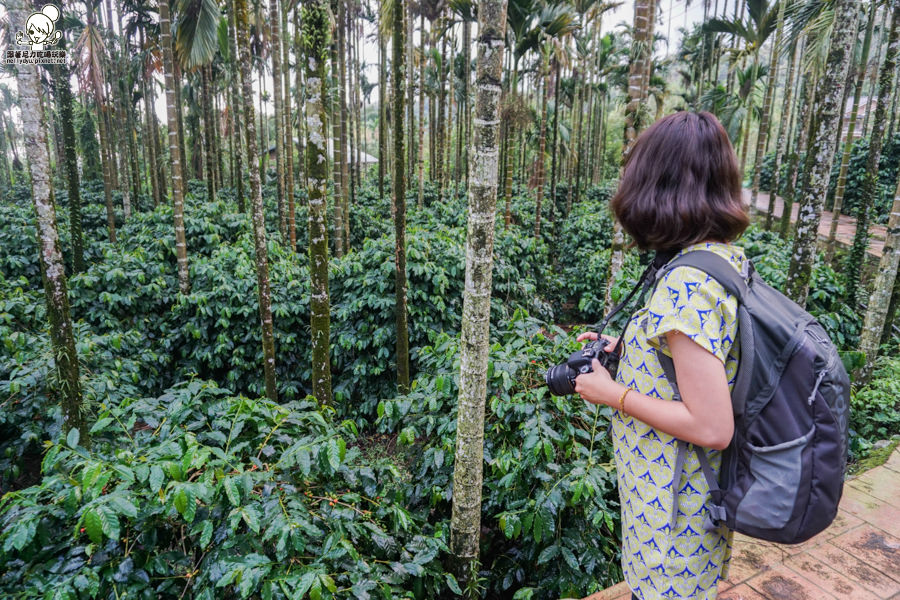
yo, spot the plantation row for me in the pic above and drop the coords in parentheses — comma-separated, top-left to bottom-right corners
(2, 177, 898, 599)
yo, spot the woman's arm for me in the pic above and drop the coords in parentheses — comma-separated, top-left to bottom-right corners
(574, 330, 734, 450)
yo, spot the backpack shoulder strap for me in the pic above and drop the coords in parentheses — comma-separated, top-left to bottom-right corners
(658, 248, 755, 419)
(658, 249, 751, 303)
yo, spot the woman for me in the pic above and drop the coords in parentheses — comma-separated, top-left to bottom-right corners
(574, 111, 749, 600)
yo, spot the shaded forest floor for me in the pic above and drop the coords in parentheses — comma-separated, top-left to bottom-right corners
(744, 189, 888, 257)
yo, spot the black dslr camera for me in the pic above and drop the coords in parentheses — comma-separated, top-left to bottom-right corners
(544, 340, 619, 396)
(543, 250, 677, 397)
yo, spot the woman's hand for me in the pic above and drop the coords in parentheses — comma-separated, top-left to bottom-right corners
(574, 358, 620, 405)
(576, 332, 620, 354)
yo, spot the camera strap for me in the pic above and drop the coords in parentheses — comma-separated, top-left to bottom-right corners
(594, 250, 677, 355)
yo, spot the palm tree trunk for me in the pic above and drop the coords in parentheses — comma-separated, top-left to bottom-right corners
(407, 3, 416, 186)
(378, 23, 386, 203)
(339, 3, 351, 254)
(418, 13, 426, 208)
(844, 3, 899, 304)
(301, 0, 333, 405)
(450, 0, 507, 588)
(202, 64, 217, 202)
(226, 0, 245, 212)
(827, 1, 877, 258)
(393, 0, 410, 394)
(750, 0, 785, 215)
(270, 0, 287, 243)
(159, 0, 190, 295)
(11, 0, 87, 446)
(331, 7, 345, 259)
(174, 60, 188, 196)
(282, 3, 295, 251)
(607, 0, 654, 311)
(535, 50, 549, 238)
(437, 12, 448, 200)
(235, 0, 278, 402)
(767, 32, 801, 230)
(784, 0, 859, 306)
(54, 44, 85, 273)
(858, 173, 900, 382)
(294, 9, 306, 188)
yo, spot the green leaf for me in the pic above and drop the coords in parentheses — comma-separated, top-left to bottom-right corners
(295, 572, 318, 597)
(66, 428, 80, 449)
(173, 486, 197, 522)
(445, 573, 462, 595)
(536, 544, 558, 565)
(223, 477, 241, 506)
(327, 439, 341, 472)
(199, 520, 213, 548)
(108, 495, 138, 518)
(89, 417, 113, 433)
(83, 510, 103, 545)
(296, 449, 311, 476)
(561, 546, 579, 570)
(96, 505, 120, 541)
(319, 574, 336, 594)
(149, 465, 164, 493)
(241, 506, 261, 533)
(512, 588, 534, 600)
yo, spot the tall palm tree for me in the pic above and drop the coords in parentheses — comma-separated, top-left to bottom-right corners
(269, 0, 287, 242)
(10, 0, 88, 446)
(54, 18, 86, 273)
(74, 0, 117, 243)
(235, 0, 278, 401)
(844, 2, 899, 304)
(159, 0, 191, 294)
(748, 0, 785, 213)
(783, 0, 859, 306)
(827, 1, 878, 259)
(392, 0, 411, 394)
(302, 0, 333, 405)
(704, 0, 780, 178)
(859, 172, 900, 383)
(224, 0, 246, 211)
(450, 1, 508, 591)
(607, 0, 656, 311)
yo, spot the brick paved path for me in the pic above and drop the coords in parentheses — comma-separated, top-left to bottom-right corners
(585, 446, 900, 600)
(744, 189, 887, 258)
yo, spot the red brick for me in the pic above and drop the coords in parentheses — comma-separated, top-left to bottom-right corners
(840, 484, 888, 518)
(848, 467, 900, 509)
(829, 526, 900, 586)
(725, 538, 787, 586)
(883, 449, 900, 474)
(746, 563, 836, 600)
(808, 542, 900, 598)
(717, 583, 769, 600)
(784, 553, 878, 600)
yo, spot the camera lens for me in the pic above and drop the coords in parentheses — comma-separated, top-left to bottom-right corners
(545, 364, 577, 396)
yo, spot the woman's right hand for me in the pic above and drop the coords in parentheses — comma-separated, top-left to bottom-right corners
(576, 332, 620, 354)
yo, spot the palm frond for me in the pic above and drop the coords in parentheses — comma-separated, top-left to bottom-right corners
(175, 0, 221, 70)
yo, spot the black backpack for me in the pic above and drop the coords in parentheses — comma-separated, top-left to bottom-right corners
(649, 250, 851, 544)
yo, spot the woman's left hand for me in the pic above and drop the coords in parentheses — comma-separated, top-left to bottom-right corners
(574, 358, 617, 405)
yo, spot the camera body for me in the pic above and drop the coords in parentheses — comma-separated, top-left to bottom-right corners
(544, 340, 619, 396)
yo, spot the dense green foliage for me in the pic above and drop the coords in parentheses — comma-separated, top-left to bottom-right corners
(826, 134, 900, 222)
(2, 177, 898, 599)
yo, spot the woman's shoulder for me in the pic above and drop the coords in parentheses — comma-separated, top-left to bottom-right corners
(675, 241, 746, 271)
(656, 242, 744, 303)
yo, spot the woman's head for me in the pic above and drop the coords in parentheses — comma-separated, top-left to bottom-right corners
(610, 111, 748, 251)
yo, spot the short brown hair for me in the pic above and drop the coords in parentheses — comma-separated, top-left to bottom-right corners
(610, 111, 748, 250)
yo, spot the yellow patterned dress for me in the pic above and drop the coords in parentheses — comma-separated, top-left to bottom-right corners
(611, 242, 744, 600)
